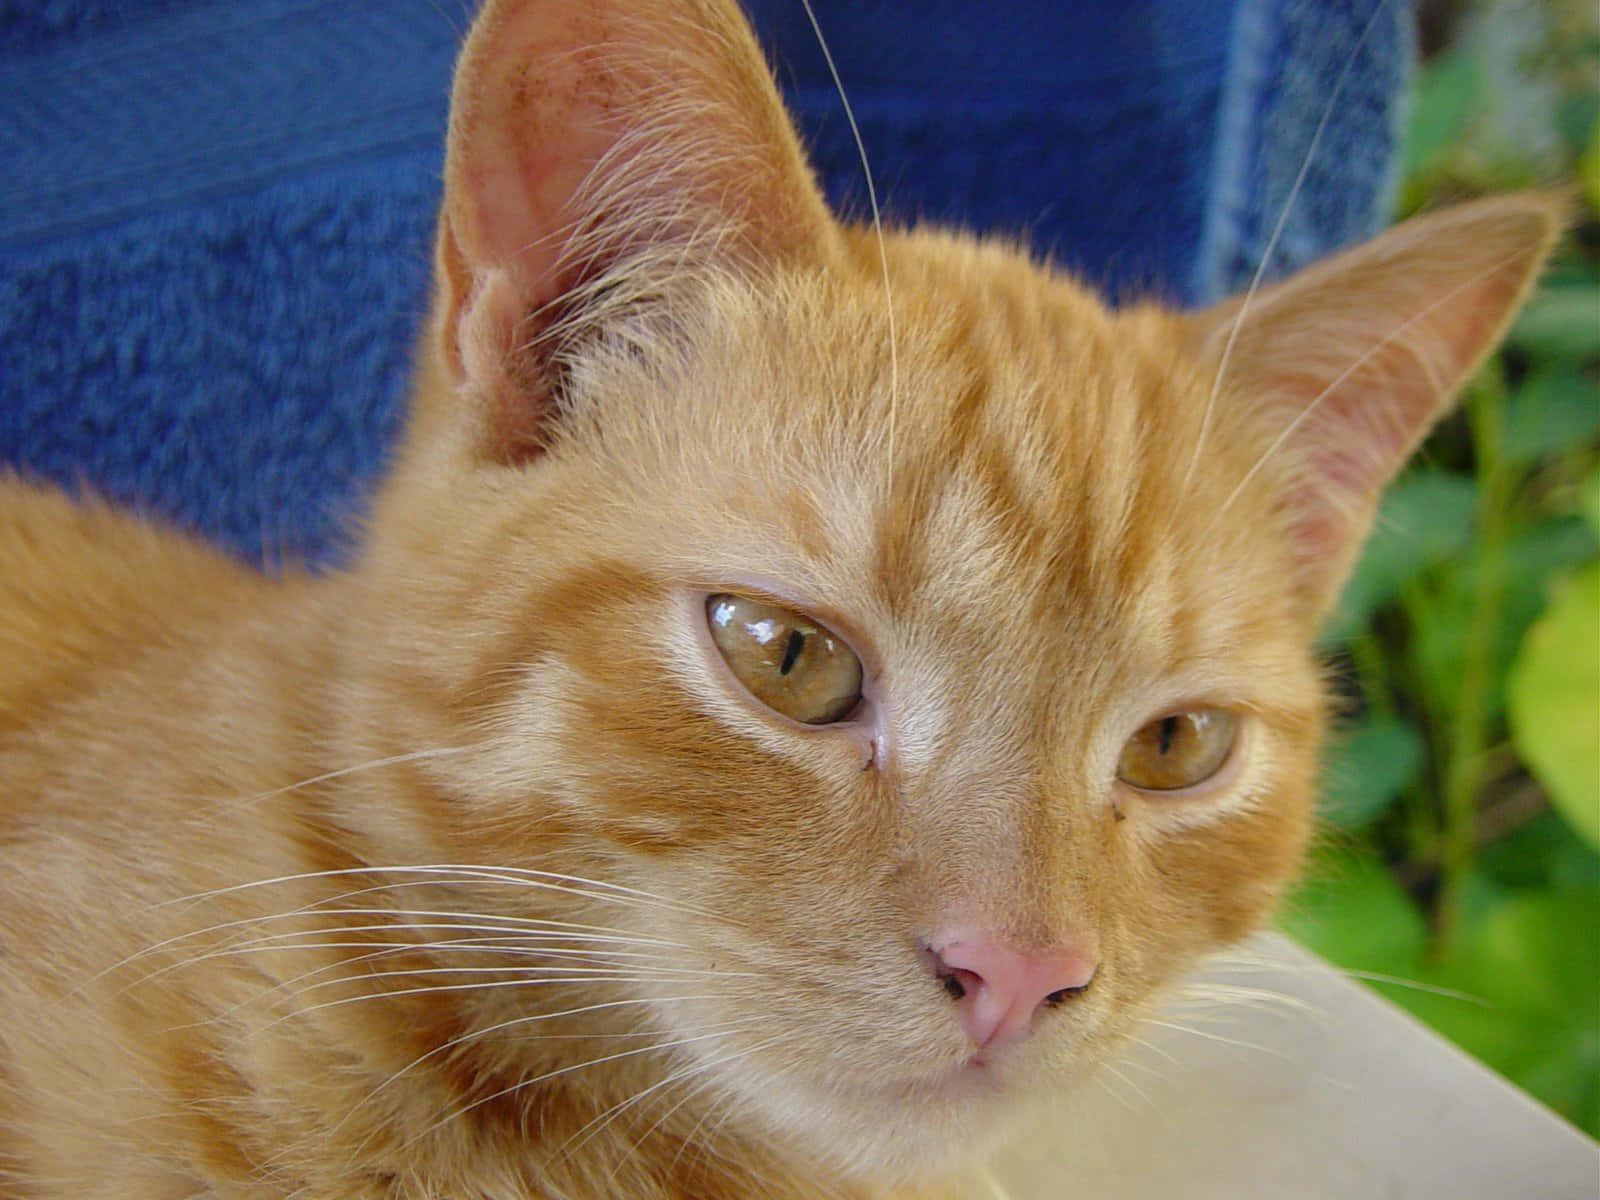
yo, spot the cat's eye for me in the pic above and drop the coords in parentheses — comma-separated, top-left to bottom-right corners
(1116, 709, 1238, 792)
(706, 595, 863, 725)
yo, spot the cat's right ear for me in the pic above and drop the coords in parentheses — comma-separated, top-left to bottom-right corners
(1182, 190, 1565, 624)
(427, 0, 839, 462)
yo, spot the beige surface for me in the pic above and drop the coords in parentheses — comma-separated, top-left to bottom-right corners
(980, 933, 1599, 1199)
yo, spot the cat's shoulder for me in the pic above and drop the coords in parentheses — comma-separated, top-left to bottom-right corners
(0, 478, 265, 733)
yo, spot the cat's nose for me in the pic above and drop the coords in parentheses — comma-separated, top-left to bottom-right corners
(926, 930, 1096, 1050)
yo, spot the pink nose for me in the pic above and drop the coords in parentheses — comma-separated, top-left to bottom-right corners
(928, 931, 1096, 1050)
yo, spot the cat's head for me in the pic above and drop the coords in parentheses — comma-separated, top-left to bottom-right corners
(342, 0, 1560, 1182)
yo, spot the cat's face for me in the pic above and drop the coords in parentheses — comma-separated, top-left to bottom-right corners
(352, 232, 1321, 1175)
(332, 0, 1558, 1184)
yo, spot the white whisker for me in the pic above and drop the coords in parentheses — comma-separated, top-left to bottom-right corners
(1143, 1018, 1290, 1060)
(293, 960, 749, 994)
(1170, 982, 1315, 1016)
(1088, 1066, 1142, 1114)
(1097, 1060, 1153, 1109)
(97, 899, 698, 996)
(558, 1032, 787, 1164)
(1182, 0, 1395, 496)
(141, 934, 687, 1007)
(1334, 970, 1488, 1004)
(156, 863, 732, 925)
(970, 1165, 1018, 1200)
(798, 0, 899, 496)
(246, 747, 471, 804)
(401, 1024, 763, 1152)
(276, 971, 742, 1021)
(192, 913, 688, 956)
(351, 997, 745, 1121)
(1114, 1032, 1182, 1071)
(328, 1011, 761, 1173)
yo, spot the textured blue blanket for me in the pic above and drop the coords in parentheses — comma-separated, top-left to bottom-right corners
(0, 0, 1411, 565)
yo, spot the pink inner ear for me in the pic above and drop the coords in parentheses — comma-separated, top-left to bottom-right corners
(451, 8, 625, 286)
(1204, 193, 1564, 616)
(425, 0, 838, 460)
(433, 6, 624, 396)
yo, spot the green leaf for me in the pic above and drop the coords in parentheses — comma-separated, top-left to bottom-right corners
(1501, 368, 1600, 468)
(1501, 516, 1600, 586)
(1477, 810, 1600, 891)
(1509, 285, 1600, 361)
(1541, 258, 1600, 292)
(1579, 111, 1600, 214)
(1507, 562, 1600, 851)
(1319, 717, 1425, 830)
(1582, 469, 1600, 538)
(1408, 518, 1599, 727)
(1278, 846, 1426, 974)
(1323, 470, 1478, 645)
(1402, 50, 1481, 185)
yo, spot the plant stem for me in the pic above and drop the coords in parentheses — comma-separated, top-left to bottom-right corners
(1436, 362, 1513, 950)
(1350, 633, 1397, 721)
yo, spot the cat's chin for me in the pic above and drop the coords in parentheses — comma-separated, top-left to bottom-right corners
(710, 1042, 1060, 1185)
(805, 1078, 1038, 1184)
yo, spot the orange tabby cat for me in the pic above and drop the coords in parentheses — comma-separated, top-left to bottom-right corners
(0, 0, 1561, 1196)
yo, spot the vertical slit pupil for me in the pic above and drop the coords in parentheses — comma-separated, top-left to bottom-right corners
(779, 629, 806, 676)
(1158, 715, 1178, 755)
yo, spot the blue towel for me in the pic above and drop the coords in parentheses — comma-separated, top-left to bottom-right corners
(0, 0, 1412, 566)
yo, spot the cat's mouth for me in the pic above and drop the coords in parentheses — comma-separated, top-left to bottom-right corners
(830, 1042, 1016, 1109)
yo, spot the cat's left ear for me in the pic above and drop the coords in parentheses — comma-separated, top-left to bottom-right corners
(426, 0, 840, 461)
(1185, 191, 1565, 622)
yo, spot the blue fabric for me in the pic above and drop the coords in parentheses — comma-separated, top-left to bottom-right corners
(0, 0, 1412, 566)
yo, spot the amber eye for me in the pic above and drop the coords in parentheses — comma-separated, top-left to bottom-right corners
(706, 595, 863, 725)
(1116, 709, 1238, 791)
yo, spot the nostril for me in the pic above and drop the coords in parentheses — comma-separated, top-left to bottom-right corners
(1043, 981, 1091, 1006)
(938, 966, 981, 1001)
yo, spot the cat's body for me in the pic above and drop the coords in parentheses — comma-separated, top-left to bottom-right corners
(0, 0, 1561, 1196)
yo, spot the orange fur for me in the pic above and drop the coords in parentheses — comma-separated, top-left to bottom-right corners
(0, 0, 1562, 1196)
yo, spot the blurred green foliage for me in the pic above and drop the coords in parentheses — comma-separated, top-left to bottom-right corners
(1280, 0, 1600, 1138)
